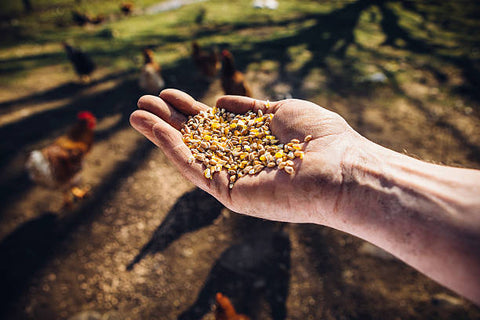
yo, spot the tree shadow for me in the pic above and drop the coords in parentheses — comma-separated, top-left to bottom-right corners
(0, 68, 136, 113)
(375, 62, 480, 163)
(126, 188, 224, 270)
(177, 222, 290, 320)
(376, 0, 480, 104)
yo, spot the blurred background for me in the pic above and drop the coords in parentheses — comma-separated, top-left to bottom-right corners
(1, 0, 480, 319)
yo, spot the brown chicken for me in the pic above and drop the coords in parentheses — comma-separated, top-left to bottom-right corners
(71, 10, 105, 26)
(26, 111, 96, 208)
(139, 48, 165, 94)
(120, 2, 134, 15)
(192, 41, 220, 78)
(221, 50, 252, 97)
(215, 293, 251, 320)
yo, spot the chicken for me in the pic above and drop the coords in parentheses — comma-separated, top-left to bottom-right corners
(139, 48, 165, 94)
(120, 2, 134, 15)
(252, 0, 279, 10)
(71, 10, 91, 26)
(221, 50, 252, 97)
(26, 111, 96, 208)
(215, 293, 251, 320)
(89, 13, 106, 25)
(71, 10, 105, 26)
(63, 42, 96, 84)
(192, 42, 220, 79)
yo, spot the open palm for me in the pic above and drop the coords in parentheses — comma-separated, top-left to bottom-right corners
(130, 89, 359, 224)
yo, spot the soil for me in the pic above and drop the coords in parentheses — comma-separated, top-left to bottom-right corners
(1, 60, 480, 320)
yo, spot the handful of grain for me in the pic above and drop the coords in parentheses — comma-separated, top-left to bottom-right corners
(181, 105, 311, 189)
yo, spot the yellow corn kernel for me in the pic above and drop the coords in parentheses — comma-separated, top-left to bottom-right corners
(275, 151, 284, 158)
(204, 168, 212, 179)
(294, 151, 304, 159)
(259, 154, 266, 161)
(204, 134, 212, 141)
(211, 122, 220, 129)
(292, 144, 301, 150)
(230, 123, 237, 129)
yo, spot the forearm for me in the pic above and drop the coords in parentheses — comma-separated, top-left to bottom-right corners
(334, 138, 480, 304)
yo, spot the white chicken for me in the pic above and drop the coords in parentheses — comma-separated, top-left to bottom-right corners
(139, 48, 165, 95)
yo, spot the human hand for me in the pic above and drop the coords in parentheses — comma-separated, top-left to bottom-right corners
(130, 89, 363, 225)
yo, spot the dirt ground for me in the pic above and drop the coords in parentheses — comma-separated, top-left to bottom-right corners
(1, 1, 480, 319)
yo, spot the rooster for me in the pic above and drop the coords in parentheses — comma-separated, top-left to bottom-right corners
(192, 41, 220, 79)
(215, 293, 251, 320)
(63, 42, 96, 84)
(221, 50, 252, 97)
(139, 48, 165, 94)
(26, 112, 96, 208)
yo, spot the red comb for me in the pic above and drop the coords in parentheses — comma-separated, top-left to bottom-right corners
(221, 49, 230, 57)
(77, 111, 96, 128)
(77, 111, 95, 119)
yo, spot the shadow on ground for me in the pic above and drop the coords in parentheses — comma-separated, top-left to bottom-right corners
(178, 220, 290, 320)
(126, 188, 224, 270)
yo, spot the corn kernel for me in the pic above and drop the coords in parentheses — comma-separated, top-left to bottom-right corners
(181, 102, 308, 190)
(284, 166, 294, 175)
(294, 151, 304, 159)
(204, 168, 211, 179)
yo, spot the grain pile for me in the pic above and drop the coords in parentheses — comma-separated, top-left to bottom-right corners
(181, 105, 311, 189)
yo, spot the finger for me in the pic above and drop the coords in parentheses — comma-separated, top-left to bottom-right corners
(216, 95, 279, 114)
(159, 88, 210, 115)
(130, 109, 228, 198)
(137, 95, 187, 130)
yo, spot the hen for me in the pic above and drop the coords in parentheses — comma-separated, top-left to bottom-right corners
(221, 50, 252, 97)
(215, 293, 251, 320)
(63, 42, 96, 84)
(26, 112, 96, 208)
(71, 10, 105, 26)
(71, 10, 91, 26)
(120, 2, 134, 15)
(192, 41, 220, 79)
(139, 48, 165, 94)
